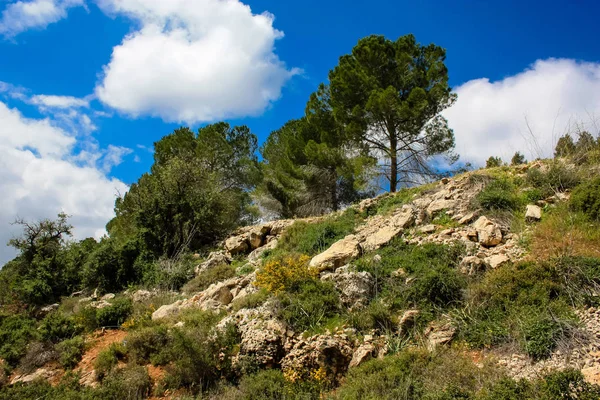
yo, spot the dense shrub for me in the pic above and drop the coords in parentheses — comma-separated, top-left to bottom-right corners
(39, 312, 82, 343)
(182, 263, 236, 295)
(526, 163, 580, 197)
(475, 178, 520, 211)
(56, 336, 85, 369)
(126, 325, 171, 365)
(571, 177, 600, 221)
(274, 209, 362, 257)
(94, 343, 127, 381)
(231, 289, 269, 311)
(346, 301, 395, 333)
(98, 365, 152, 400)
(256, 255, 316, 294)
(96, 298, 134, 328)
(279, 280, 340, 332)
(0, 314, 38, 367)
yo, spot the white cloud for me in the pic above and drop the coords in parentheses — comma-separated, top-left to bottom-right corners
(0, 0, 85, 38)
(95, 0, 299, 123)
(444, 58, 600, 166)
(0, 100, 128, 265)
(30, 94, 90, 109)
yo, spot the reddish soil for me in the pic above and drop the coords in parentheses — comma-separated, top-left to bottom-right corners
(75, 329, 128, 387)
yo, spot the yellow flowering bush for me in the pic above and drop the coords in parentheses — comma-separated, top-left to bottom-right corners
(255, 254, 317, 294)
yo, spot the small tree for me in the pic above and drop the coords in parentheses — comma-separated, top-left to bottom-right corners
(511, 152, 526, 166)
(554, 134, 576, 158)
(485, 156, 503, 168)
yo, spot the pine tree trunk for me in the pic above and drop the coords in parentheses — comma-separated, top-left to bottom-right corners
(389, 135, 398, 193)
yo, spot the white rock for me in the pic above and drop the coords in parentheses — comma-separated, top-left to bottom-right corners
(525, 204, 542, 221)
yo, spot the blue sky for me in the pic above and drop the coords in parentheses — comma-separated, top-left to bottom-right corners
(0, 0, 599, 263)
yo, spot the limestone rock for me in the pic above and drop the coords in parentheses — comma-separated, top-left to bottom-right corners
(427, 199, 456, 217)
(420, 224, 436, 234)
(424, 320, 456, 351)
(321, 270, 374, 310)
(39, 303, 59, 316)
(472, 216, 502, 247)
(132, 290, 153, 303)
(362, 225, 403, 252)
(485, 254, 510, 269)
(525, 204, 542, 221)
(248, 238, 278, 265)
(195, 251, 231, 275)
(225, 236, 249, 256)
(281, 334, 353, 382)
(11, 368, 60, 385)
(152, 300, 184, 321)
(398, 309, 420, 334)
(582, 365, 600, 385)
(458, 212, 478, 225)
(101, 293, 115, 301)
(349, 343, 376, 368)
(310, 235, 361, 271)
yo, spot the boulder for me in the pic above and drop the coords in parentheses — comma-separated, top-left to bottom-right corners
(195, 251, 231, 275)
(427, 199, 456, 217)
(322, 270, 374, 310)
(472, 216, 502, 247)
(101, 293, 115, 301)
(485, 254, 510, 269)
(310, 235, 361, 271)
(247, 238, 278, 265)
(419, 224, 437, 234)
(40, 303, 59, 315)
(349, 343, 376, 368)
(458, 212, 478, 225)
(582, 365, 600, 386)
(225, 236, 249, 256)
(11, 368, 60, 385)
(152, 300, 184, 321)
(424, 320, 456, 351)
(281, 334, 353, 382)
(132, 290, 153, 303)
(362, 226, 402, 252)
(525, 204, 542, 221)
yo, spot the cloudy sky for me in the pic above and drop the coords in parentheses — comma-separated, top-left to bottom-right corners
(0, 0, 599, 263)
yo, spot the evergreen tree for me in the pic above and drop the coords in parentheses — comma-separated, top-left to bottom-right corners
(486, 156, 503, 168)
(554, 134, 576, 158)
(328, 34, 457, 192)
(511, 152, 526, 165)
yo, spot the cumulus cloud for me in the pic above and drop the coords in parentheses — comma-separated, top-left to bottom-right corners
(0, 0, 85, 38)
(30, 94, 90, 109)
(444, 58, 600, 167)
(95, 0, 299, 123)
(0, 99, 129, 265)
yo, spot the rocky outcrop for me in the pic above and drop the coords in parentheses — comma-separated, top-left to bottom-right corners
(360, 206, 416, 251)
(321, 267, 374, 310)
(224, 220, 296, 256)
(195, 251, 231, 275)
(424, 319, 456, 351)
(349, 343, 376, 368)
(310, 235, 361, 271)
(152, 300, 185, 321)
(281, 334, 354, 382)
(472, 216, 503, 247)
(11, 368, 61, 385)
(525, 204, 542, 221)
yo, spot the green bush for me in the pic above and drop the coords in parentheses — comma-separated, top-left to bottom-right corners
(232, 289, 270, 312)
(521, 314, 563, 360)
(526, 163, 580, 198)
(274, 208, 362, 257)
(0, 314, 38, 367)
(57, 336, 85, 369)
(571, 177, 600, 221)
(96, 298, 134, 328)
(475, 178, 520, 211)
(182, 263, 236, 295)
(279, 280, 340, 332)
(346, 301, 395, 333)
(39, 312, 82, 343)
(98, 365, 152, 400)
(126, 325, 171, 365)
(94, 343, 127, 381)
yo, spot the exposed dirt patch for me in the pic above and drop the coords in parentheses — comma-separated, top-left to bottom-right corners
(75, 329, 128, 387)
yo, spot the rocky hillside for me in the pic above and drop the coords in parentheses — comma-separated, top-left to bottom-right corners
(3, 159, 600, 399)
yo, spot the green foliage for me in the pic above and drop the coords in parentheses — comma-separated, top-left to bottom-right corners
(0, 314, 38, 367)
(346, 301, 395, 333)
(279, 280, 340, 332)
(258, 112, 375, 218)
(555, 134, 576, 158)
(96, 298, 133, 328)
(511, 152, 526, 165)
(571, 176, 600, 221)
(98, 365, 152, 400)
(56, 336, 85, 369)
(366, 187, 423, 216)
(256, 255, 316, 294)
(475, 178, 520, 211)
(485, 156, 503, 168)
(274, 208, 362, 257)
(108, 123, 261, 259)
(94, 343, 127, 381)
(458, 260, 580, 358)
(39, 312, 82, 343)
(231, 289, 270, 312)
(328, 34, 457, 192)
(126, 325, 171, 365)
(526, 163, 580, 198)
(182, 263, 236, 295)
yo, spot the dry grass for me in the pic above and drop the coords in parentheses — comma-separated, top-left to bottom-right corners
(530, 204, 600, 260)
